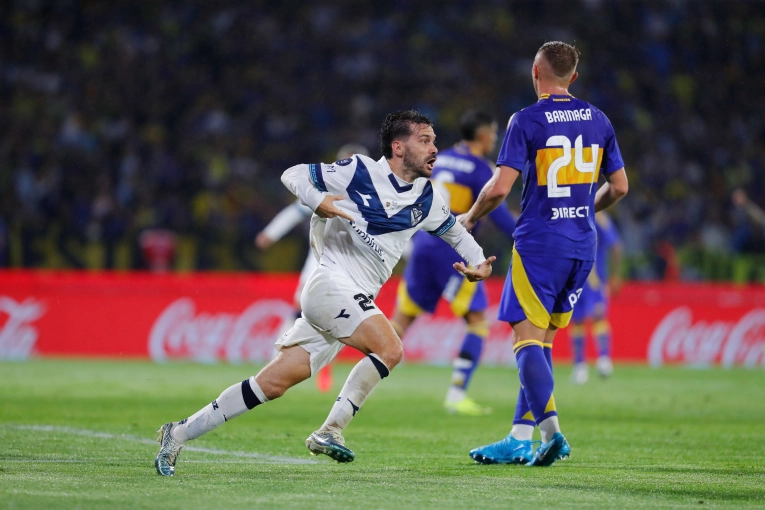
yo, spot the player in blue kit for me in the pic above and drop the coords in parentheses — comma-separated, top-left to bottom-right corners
(459, 41, 629, 466)
(391, 110, 516, 416)
(570, 211, 623, 384)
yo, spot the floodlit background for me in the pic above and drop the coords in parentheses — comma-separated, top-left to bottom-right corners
(1, 0, 763, 281)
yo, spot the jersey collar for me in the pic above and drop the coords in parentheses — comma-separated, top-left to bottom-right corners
(539, 93, 575, 101)
(379, 157, 415, 192)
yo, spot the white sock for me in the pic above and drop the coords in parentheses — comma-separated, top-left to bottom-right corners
(510, 424, 534, 441)
(445, 385, 466, 403)
(538, 416, 560, 444)
(320, 354, 389, 432)
(173, 376, 268, 442)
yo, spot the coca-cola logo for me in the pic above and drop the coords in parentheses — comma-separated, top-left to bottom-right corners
(0, 296, 45, 360)
(648, 307, 765, 368)
(149, 298, 295, 363)
(400, 305, 517, 366)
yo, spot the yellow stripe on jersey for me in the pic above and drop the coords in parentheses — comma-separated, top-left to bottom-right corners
(441, 182, 474, 214)
(535, 147, 603, 186)
(511, 249, 551, 329)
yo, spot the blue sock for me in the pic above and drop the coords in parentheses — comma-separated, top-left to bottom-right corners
(451, 329, 485, 390)
(513, 340, 554, 427)
(514, 340, 557, 425)
(594, 319, 611, 358)
(512, 386, 535, 426)
(543, 341, 553, 368)
(571, 323, 585, 364)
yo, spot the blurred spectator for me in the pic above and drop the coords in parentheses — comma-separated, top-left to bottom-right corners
(0, 1, 763, 278)
(139, 228, 177, 273)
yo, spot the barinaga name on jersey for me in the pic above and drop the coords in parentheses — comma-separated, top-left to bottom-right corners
(497, 94, 625, 261)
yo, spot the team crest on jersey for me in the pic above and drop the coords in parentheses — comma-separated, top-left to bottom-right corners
(410, 207, 423, 226)
(335, 158, 353, 166)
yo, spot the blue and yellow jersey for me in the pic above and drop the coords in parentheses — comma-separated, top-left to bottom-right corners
(497, 94, 624, 261)
(430, 143, 516, 238)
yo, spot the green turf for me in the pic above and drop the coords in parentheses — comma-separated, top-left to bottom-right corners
(1, 359, 764, 509)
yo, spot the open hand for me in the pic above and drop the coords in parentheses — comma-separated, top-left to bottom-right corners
(453, 256, 496, 282)
(315, 195, 353, 221)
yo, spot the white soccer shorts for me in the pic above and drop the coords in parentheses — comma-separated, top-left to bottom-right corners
(293, 251, 319, 306)
(275, 264, 382, 374)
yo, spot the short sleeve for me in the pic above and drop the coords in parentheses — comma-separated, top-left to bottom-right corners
(598, 113, 625, 175)
(496, 112, 528, 170)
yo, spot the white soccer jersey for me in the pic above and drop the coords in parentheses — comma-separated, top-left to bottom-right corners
(281, 154, 486, 297)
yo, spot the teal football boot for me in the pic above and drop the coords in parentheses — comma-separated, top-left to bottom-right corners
(559, 437, 571, 460)
(469, 435, 535, 465)
(528, 432, 565, 467)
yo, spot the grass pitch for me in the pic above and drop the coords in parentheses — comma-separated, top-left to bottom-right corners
(1, 359, 764, 509)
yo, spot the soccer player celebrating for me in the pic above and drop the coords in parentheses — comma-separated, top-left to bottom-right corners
(391, 110, 516, 416)
(154, 110, 495, 475)
(570, 211, 623, 384)
(255, 143, 370, 392)
(459, 42, 628, 466)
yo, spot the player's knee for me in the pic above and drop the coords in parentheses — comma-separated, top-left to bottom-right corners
(257, 379, 288, 400)
(380, 339, 404, 369)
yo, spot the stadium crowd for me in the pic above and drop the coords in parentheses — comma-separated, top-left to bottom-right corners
(1, 1, 763, 278)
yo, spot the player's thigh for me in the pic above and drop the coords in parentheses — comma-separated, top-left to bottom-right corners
(498, 249, 579, 331)
(342, 314, 403, 369)
(255, 344, 312, 399)
(275, 317, 344, 376)
(550, 259, 595, 329)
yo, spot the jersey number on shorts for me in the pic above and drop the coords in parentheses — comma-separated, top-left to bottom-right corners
(545, 135, 599, 198)
(353, 293, 375, 311)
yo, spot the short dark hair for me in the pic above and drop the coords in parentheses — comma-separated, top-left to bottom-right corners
(537, 41, 580, 78)
(379, 110, 433, 159)
(459, 110, 495, 141)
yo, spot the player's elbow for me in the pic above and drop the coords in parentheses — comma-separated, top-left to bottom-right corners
(613, 180, 628, 199)
(280, 165, 298, 188)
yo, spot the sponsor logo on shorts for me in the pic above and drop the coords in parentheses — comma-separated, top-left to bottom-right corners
(334, 309, 351, 319)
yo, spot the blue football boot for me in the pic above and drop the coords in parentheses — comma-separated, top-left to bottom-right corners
(528, 431, 565, 467)
(558, 437, 571, 460)
(469, 435, 535, 465)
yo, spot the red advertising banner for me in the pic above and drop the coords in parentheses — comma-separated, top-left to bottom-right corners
(0, 270, 764, 367)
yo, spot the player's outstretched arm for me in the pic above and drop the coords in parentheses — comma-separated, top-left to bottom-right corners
(437, 218, 495, 282)
(255, 201, 313, 249)
(732, 189, 765, 228)
(594, 168, 628, 212)
(460, 165, 520, 231)
(280, 164, 352, 222)
(453, 257, 496, 282)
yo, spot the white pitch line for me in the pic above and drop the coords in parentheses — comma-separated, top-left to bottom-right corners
(3, 424, 319, 465)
